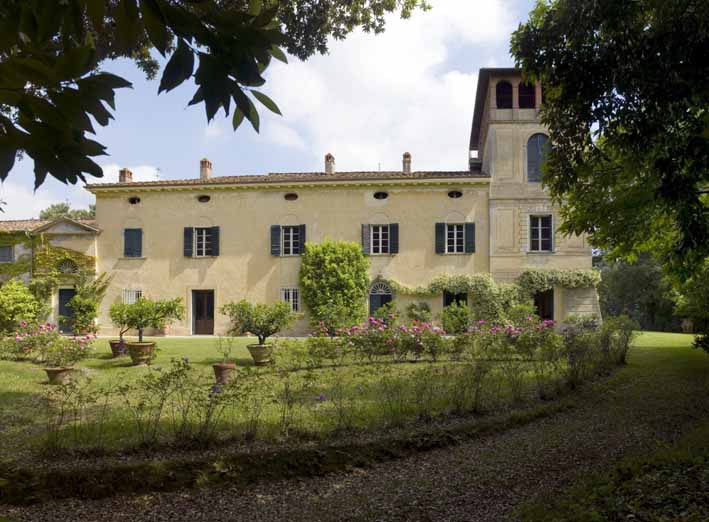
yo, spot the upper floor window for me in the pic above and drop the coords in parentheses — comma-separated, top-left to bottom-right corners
(527, 133, 550, 182)
(271, 225, 306, 256)
(496, 81, 512, 109)
(281, 287, 300, 313)
(282, 225, 301, 256)
(0, 245, 13, 263)
(435, 223, 476, 254)
(519, 82, 536, 108)
(123, 228, 143, 258)
(183, 226, 220, 257)
(530, 215, 553, 252)
(361, 224, 399, 255)
(371, 225, 390, 254)
(446, 224, 465, 254)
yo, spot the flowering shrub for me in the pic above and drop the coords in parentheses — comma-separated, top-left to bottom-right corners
(43, 333, 96, 368)
(0, 321, 95, 366)
(5, 321, 60, 361)
(340, 317, 401, 361)
(398, 322, 447, 361)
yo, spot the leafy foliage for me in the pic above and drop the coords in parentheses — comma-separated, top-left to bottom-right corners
(0, 279, 41, 333)
(299, 240, 370, 332)
(221, 300, 295, 345)
(598, 254, 680, 331)
(39, 202, 95, 221)
(439, 301, 472, 335)
(123, 297, 185, 343)
(0, 1, 425, 188)
(675, 259, 709, 352)
(66, 272, 111, 334)
(511, 0, 709, 279)
(109, 303, 132, 341)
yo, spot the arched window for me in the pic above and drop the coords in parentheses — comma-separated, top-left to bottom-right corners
(527, 133, 550, 182)
(519, 82, 536, 109)
(57, 259, 79, 274)
(496, 81, 512, 109)
(369, 282, 393, 316)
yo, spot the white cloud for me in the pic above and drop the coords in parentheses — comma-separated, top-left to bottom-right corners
(98, 163, 162, 183)
(0, 181, 59, 220)
(204, 121, 225, 140)
(261, 0, 515, 171)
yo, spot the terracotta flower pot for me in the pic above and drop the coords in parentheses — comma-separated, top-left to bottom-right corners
(126, 342, 157, 365)
(45, 367, 74, 385)
(109, 339, 126, 358)
(247, 344, 273, 366)
(213, 362, 237, 385)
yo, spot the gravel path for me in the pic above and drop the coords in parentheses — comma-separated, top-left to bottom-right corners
(4, 343, 709, 522)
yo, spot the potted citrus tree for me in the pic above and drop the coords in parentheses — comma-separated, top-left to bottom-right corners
(221, 300, 295, 366)
(213, 336, 237, 384)
(124, 298, 184, 365)
(108, 303, 131, 357)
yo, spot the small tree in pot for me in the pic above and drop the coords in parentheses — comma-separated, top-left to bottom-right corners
(108, 303, 131, 357)
(213, 336, 237, 384)
(124, 298, 184, 365)
(221, 300, 295, 366)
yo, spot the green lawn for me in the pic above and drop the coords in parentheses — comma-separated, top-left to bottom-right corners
(0, 331, 701, 465)
(0, 335, 534, 458)
(518, 331, 709, 521)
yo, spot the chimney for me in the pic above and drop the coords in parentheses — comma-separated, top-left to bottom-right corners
(119, 168, 133, 183)
(324, 153, 335, 175)
(200, 158, 212, 180)
(402, 152, 412, 174)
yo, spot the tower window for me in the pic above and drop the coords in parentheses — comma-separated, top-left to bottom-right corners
(519, 82, 536, 108)
(496, 81, 512, 109)
(527, 133, 550, 182)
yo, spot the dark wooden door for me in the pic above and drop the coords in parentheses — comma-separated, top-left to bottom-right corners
(193, 290, 214, 335)
(58, 288, 76, 334)
(369, 293, 392, 316)
(534, 289, 554, 321)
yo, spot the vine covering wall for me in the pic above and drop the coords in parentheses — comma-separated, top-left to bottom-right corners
(380, 269, 600, 322)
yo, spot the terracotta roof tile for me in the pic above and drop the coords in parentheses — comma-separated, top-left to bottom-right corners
(86, 169, 488, 190)
(0, 219, 97, 233)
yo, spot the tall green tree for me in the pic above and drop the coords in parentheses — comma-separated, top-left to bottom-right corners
(511, 0, 709, 279)
(0, 1, 426, 189)
(598, 254, 680, 332)
(39, 202, 95, 220)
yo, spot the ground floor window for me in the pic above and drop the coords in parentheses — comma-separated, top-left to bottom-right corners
(122, 289, 143, 304)
(369, 282, 393, 316)
(534, 289, 554, 320)
(443, 290, 468, 307)
(281, 287, 300, 313)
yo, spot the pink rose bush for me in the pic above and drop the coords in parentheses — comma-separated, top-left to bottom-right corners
(1, 321, 95, 367)
(339, 317, 447, 362)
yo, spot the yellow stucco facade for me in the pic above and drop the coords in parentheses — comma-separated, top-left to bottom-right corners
(0, 68, 600, 336)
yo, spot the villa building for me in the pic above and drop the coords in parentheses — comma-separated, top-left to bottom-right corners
(0, 68, 600, 336)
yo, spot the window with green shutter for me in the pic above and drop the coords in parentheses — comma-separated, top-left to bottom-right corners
(123, 228, 143, 258)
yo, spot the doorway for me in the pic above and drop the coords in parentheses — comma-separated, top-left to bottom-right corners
(534, 289, 554, 321)
(369, 282, 393, 316)
(192, 290, 215, 335)
(58, 288, 76, 334)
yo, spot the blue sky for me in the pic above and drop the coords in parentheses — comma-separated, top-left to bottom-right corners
(0, 0, 535, 220)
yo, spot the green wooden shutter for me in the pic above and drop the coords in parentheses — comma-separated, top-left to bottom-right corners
(298, 224, 306, 254)
(270, 225, 281, 256)
(210, 226, 220, 256)
(123, 229, 142, 257)
(390, 223, 399, 254)
(361, 224, 370, 255)
(184, 227, 193, 257)
(435, 223, 445, 254)
(464, 223, 475, 254)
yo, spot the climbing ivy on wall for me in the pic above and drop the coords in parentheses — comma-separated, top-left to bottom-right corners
(382, 269, 600, 322)
(0, 233, 96, 313)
